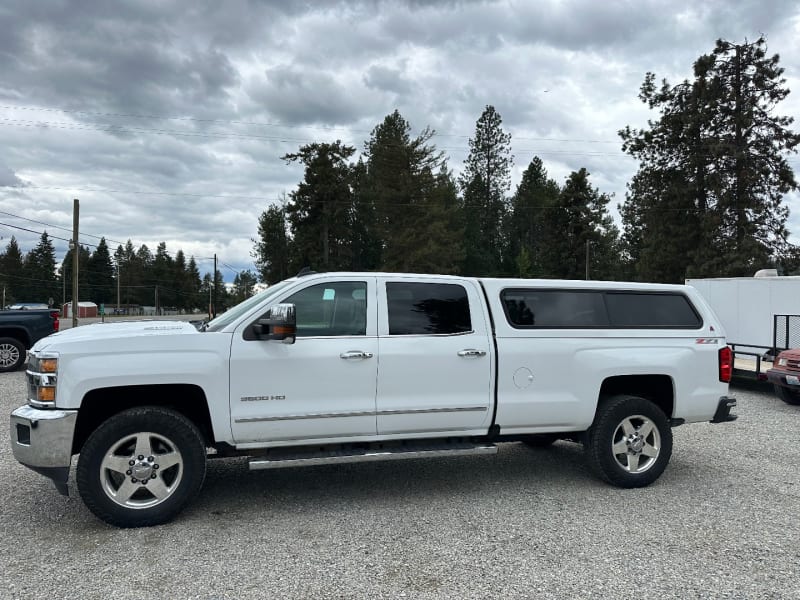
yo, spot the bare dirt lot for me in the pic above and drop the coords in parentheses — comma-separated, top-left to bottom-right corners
(1, 374, 799, 599)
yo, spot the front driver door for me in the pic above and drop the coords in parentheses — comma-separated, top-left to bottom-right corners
(229, 277, 378, 446)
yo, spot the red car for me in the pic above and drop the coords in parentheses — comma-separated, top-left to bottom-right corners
(766, 349, 800, 405)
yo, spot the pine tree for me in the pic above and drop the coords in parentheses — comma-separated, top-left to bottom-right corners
(620, 37, 800, 281)
(186, 256, 202, 311)
(134, 244, 154, 306)
(507, 157, 561, 277)
(539, 169, 620, 280)
(348, 158, 382, 271)
(253, 202, 291, 284)
(24, 232, 59, 305)
(460, 105, 513, 276)
(87, 238, 115, 305)
(0, 236, 25, 305)
(152, 242, 174, 309)
(282, 141, 356, 271)
(363, 110, 463, 273)
(231, 270, 258, 304)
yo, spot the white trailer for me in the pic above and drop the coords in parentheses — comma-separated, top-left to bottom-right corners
(686, 275, 800, 353)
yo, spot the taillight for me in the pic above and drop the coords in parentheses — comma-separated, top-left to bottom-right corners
(50, 310, 60, 332)
(719, 346, 732, 383)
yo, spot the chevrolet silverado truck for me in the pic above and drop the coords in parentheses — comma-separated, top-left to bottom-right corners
(10, 272, 737, 527)
(0, 308, 60, 372)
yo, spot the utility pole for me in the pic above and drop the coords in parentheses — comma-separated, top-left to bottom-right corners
(213, 253, 217, 318)
(116, 259, 120, 313)
(155, 285, 159, 316)
(585, 239, 590, 281)
(72, 199, 79, 328)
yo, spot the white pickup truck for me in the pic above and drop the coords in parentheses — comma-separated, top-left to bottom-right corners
(11, 272, 737, 527)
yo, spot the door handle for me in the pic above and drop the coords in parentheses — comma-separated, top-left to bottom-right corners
(340, 350, 374, 360)
(457, 349, 487, 358)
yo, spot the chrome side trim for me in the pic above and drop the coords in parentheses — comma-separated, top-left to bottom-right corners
(248, 445, 498, 470)
(377, 425, 486, 435)
(237, 431, 374, 445)
(234, 405, 488, 424)
(377, 406, 488, 416)
(235, 410, 375, 423)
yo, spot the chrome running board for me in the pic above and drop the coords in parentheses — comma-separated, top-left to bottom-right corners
(248, 442, 497, 471)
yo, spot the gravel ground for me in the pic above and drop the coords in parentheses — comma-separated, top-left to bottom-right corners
(1, 373, 799, 600)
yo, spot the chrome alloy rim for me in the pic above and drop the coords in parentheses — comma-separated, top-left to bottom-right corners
(100, 432, 183, 509)
(611, 414, 661, 474)
(0, 342, 20, 369)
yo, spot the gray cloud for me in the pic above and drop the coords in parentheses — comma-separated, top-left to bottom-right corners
(0, 161, 22, 187)
(0, 0, 798, 276)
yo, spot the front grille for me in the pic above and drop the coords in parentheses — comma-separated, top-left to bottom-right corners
(786, 358, 800, 372)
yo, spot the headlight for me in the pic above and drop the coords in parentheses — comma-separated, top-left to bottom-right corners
(778, 358, 788, 366)
(27, 353, 58, 407)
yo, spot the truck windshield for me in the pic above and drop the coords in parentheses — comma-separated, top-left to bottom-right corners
(204, 278, 296, 332)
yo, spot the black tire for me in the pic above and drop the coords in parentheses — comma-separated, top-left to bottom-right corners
(522, 434, 559, 448)
(0, 337, 26, 373)
(586, 395, 672, 488)
(774, 384, 800, 406)
(77, 406, 207, 528)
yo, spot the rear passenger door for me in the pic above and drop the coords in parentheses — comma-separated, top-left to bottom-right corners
(375, 277, 494, 436)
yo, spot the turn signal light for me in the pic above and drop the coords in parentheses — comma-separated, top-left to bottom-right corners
(719, 346, 733, 383)
(37, 386, 56, 402)
(40, 358, 58, 373)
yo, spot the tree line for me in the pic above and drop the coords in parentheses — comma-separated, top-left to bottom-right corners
(254, 37, 800, 284)
(254, 107, 623, 283)
(0, 234, 258, 311)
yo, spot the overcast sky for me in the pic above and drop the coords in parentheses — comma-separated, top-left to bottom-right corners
(1, 0, 799, 281)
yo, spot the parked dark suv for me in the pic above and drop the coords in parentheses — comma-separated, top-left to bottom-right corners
(766, 349, 800, 405)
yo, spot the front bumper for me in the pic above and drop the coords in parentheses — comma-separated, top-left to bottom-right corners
(10, 405, 77, 496)
(765, 368, 800, 390)
(710, 396, 737, 424)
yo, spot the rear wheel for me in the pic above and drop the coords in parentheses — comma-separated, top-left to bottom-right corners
(586, 395, 672, 488)
(77, 406, 207, 528)
(0, 337, 25, 372)
(774, 384, 800, 406)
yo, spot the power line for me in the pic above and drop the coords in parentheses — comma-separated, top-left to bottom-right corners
(0, 118, 628, 157)
(0, 104, 622, 144)
(0, 209, 109, 243)
(0, 220, 82, 246)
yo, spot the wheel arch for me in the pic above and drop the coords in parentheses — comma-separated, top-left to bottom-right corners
(0, 328, 31, 347)
(598, 374, 675, 419)
(73, 384, 215, 454)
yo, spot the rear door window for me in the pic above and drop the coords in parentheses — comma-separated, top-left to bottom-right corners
(386, 282, 472, 335)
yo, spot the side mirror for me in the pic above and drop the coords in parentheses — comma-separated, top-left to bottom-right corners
(256, 303, 296, 344)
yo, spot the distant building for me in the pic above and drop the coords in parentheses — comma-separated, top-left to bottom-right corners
(62, 302, 98, 318)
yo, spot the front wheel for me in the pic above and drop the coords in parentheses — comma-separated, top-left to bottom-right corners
(774, 384, 800, 406)
(0, 337, 26, 372)
(586, 395, 672, 488)
(77, 407, 207, 527)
